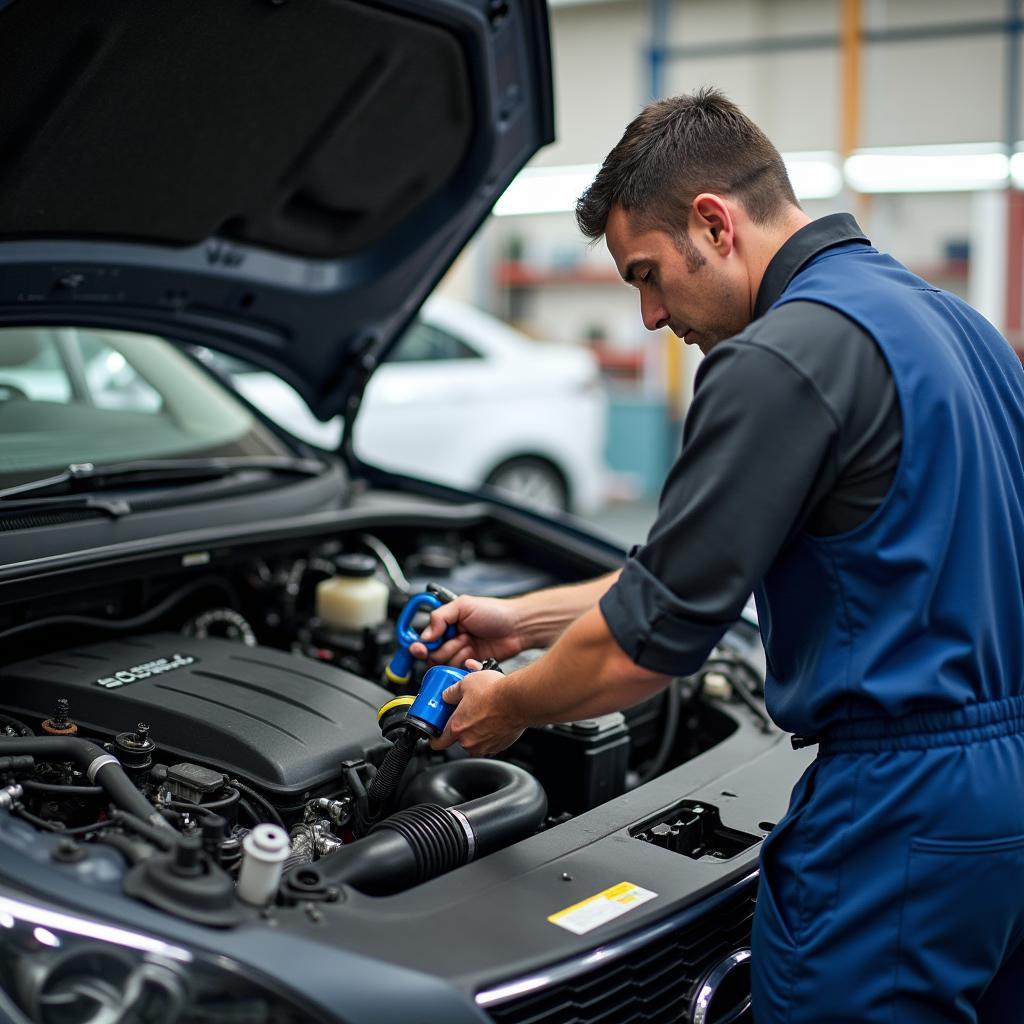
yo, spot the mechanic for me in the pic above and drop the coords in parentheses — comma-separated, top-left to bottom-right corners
(411, 88, 1024, 1022)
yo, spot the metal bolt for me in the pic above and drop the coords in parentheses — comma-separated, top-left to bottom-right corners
(54, 699, 70, 728)
(561, 872, 573, 882)
(134, 723, 150, 744)
(52, 837, 86, 864)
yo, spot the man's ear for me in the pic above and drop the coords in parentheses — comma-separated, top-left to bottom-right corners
(691, 193, 734, 255)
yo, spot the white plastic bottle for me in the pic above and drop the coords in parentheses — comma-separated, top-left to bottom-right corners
(315, 553, 389, 632)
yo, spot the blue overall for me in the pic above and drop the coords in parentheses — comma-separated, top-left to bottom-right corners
(749, 242, 1024, 1022)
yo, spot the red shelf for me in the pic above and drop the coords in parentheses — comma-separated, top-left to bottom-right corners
(591, 343, 645, 375)
(495, 262, 622, 287)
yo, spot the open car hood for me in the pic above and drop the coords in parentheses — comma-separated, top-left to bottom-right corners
(0, 0, 554, 420)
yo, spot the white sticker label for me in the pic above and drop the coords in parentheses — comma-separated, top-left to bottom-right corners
(547, 882, 658, 936)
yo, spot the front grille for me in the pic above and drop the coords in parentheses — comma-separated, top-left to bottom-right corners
(480, 878, 756, 1024)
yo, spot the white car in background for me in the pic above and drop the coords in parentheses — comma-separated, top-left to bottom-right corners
(219, 296, 609, 515)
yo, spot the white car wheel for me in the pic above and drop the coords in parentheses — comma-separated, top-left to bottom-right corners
(485, 457, 569, 512)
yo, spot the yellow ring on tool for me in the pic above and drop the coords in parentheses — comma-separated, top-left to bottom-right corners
(384, 664, 412, 687)
(377, 696, 416, 721)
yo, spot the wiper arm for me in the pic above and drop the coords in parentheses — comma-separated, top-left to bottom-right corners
(0, 456, 324, 502)
(0, 495, 132, 519)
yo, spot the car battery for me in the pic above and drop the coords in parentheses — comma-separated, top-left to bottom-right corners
(514, 713, 630, 815)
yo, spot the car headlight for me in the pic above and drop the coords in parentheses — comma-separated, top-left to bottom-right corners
(0, 891, 325, 1024)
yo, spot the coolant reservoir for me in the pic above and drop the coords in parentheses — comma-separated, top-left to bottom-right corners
(316, 553, 389, 631)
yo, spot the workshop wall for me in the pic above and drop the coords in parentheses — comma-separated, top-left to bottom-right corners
(446, 0, 1019, 503)
(543, 0, 1007, 157)
(478, 0, 1004, 331)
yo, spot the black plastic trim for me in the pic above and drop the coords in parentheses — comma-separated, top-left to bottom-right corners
(0, 492, 621, 590)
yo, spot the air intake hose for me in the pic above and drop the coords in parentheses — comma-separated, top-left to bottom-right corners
(0, 736, 171, 831)
(283, 760, 546, 898)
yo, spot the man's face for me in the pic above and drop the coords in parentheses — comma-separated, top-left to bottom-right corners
(605, 203, 749, 355)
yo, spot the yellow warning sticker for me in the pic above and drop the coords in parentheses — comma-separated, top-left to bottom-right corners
(547, 882, 658, 935)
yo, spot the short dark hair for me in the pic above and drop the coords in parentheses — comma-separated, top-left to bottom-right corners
(575, 87, 799, 241)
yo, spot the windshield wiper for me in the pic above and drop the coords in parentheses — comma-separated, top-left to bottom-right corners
(0, 495, 132, 519)
(0, 456, 325, 502)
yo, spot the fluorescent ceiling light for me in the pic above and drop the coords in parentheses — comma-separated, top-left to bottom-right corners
(1008, 152, 1024, 188)
(494, 143, 1016, 217)
(784, 152, 843, 200)
(845, 144, 1009, 193)
(494, 151, 842, 217)
(493, 164, 600, 217)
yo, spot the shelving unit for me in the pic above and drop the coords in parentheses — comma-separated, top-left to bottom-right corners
(494, 258, 636, 354)
(495, 262, 621, 288)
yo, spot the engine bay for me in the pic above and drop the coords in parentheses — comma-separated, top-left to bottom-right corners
(2, 636, 391, 795)
(0, 511, 766, 929)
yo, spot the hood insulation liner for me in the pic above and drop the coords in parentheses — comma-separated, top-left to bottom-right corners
(0, 0, 472, 258)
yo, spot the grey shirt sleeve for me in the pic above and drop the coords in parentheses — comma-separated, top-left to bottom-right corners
(599, 301, 899, 676)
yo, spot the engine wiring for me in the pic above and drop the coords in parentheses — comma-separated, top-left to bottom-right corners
(358, 532, 412, 594)
(700, 654, 773, 733)
(0, 576, 235, 647)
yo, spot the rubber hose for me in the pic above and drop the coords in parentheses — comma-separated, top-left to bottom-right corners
(0, 576, 233, 646)
(637, 681, 681, 785)
(366, 729, 417, 808)
(287, 760, 546, 897)
(230, 778, 284, 829)
(21, 780, 104, 797)
(97, 831, 153, 866)
(401, 760, 548, 858)
(0, 736, 171, 831)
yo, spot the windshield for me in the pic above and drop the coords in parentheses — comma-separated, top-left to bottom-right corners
(0, 326, 290, 489)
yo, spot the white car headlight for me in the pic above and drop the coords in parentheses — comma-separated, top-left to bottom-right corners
(0, 892, 323, 1024)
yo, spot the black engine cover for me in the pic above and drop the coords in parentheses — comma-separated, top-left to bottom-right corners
(0, 635, 392, 796)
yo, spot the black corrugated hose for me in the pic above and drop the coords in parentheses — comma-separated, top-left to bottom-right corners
(282, 759, 546, 898)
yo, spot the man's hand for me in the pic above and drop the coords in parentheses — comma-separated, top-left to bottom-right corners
(409, 595, 526, 668)
(430, 660, 526, 756)
(425, 603, 672, 758)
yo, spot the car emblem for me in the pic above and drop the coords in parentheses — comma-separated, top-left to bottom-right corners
(690, 947, 752, 1024)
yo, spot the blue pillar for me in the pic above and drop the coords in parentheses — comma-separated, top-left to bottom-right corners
(648, 0, 670, 101)
(1008, 0, 1022, 160)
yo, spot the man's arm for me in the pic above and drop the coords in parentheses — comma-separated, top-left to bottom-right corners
(411, 569, 621, 666)
(432, 319, 868, 752)
(431, 602, 669, 756)
(508, 570, 622, 649)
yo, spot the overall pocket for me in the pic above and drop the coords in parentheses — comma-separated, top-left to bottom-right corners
(896, 833, 1024, 1017)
